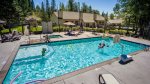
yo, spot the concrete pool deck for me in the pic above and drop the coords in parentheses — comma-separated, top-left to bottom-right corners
(49, 51, 150, 84)
(0, 31, 150, 84)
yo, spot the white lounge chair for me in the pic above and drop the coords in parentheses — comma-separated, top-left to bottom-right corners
(120, 54, 133, 63)
(99, 74, 119, 84)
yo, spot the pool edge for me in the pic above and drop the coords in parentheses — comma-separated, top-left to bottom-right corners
(1, 36, 150, 84)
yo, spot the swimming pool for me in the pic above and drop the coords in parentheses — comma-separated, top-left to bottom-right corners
(3, 37, 147, 84)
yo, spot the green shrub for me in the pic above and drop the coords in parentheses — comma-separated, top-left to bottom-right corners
(109, 29, 126, 35)
(97, 28, 104, 33)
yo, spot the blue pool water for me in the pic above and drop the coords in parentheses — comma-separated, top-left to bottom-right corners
(3, 37, 146, 84)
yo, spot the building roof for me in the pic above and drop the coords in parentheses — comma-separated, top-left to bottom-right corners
(96, 15, 105, 21)
(54, 11, 105, 23)
(108, 19, 123, 24)
(83, 13, 94, 23)
(54, 11, 79, 20)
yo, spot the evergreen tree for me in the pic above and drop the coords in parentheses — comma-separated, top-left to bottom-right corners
(105, 12, 108, 21)
(59, 3, 65, 11)
(77, 2, 80, 12)
(110, 13, 114, 19)
(35, 5, 41, 17)
(35, 5, 41, 12)
(31, 0, 35, 11)
(81, 3, 88, 12)
(19, 0, 31, 16)
(68, 0, 75, 11)
(102, 11, 105, 17)
(0, 0, 22, 32)
(51, 0, 56, 13)
(113, 3, 120, 18)
(41, 1, 48, 21)
(46, 0, 51, 18)
(93, 10, 100, 15)
(73, 2, 78, 12)
(41, 2, 45, 15)
(119, 0, 150, 39)
(89, 6, 92, 13)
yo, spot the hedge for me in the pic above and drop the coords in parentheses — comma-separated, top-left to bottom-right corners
(1, 26, 134, 36)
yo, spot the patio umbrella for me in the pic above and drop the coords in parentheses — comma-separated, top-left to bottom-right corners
(63, 22, 75, 26)
(63, 22, 75, 31)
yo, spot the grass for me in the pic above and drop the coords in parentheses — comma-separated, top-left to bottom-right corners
(1, 26, 42, 34)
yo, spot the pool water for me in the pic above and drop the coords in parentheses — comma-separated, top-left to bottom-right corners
(3, 37, 146, 84)
(48, 35, 62, 38)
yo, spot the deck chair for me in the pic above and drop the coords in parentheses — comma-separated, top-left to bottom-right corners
(1, 34, 12, 43)
(99, 74, 119, 84)
(120, 54, 133, 63)
(11, 30, 21, 41)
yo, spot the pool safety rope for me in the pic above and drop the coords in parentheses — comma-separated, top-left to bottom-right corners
(10, 72, 22, 84)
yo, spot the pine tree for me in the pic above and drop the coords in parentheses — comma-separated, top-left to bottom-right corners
(110, 13, 114, 20)
(105, 12, 108, 21)
(77, 2, 80, 12)
(102, 11, 105, 17)
(35, 5, 41, 17)
(51, 0, 56, 13)
(19, 0, 30, 16)
(73, 2, 78, 12)
(68, 0, 74, 11)
(59, 3, 65, 11)
(36, 5, 41, 12)
(81, 3, 87, 12)
(46, 0, 51, 18)
(89, 6, 92, 13)
(41, 1, 48, 21)
(31, 0, 35, 11)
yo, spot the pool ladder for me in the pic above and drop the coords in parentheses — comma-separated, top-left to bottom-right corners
(10, 72, 22, 84)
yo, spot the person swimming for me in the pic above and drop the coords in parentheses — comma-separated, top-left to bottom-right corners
(98, 43, 105, 48)
(98, 42, 109, 49)
(42, 48, 46, 56)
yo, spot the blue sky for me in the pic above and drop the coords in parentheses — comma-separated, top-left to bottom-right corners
(34, 0, 118, 14)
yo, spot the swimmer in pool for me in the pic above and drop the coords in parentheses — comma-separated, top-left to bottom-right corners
(98, 43, 105, 48)
(98, 43, 109, 49)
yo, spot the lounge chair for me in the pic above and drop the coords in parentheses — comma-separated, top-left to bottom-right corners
(1, 34, 12, 43)
(99, 74, 119, 84)
(1, 30, 21, 43)
(74, 31, 81, 36)
(120, 54, 133, 63)
(11, 30, 21, 41)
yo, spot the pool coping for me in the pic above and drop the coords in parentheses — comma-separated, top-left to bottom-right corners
(1, 36, 150, 84)
(0, 44, 20, 84)
(21, 36, 150, 47)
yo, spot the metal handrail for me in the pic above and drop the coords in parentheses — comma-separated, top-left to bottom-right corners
(10, 72, 22, 84)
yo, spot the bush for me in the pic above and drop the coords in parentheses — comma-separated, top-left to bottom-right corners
(97, 28, 104, 33)
(109, 29, 126, 35)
